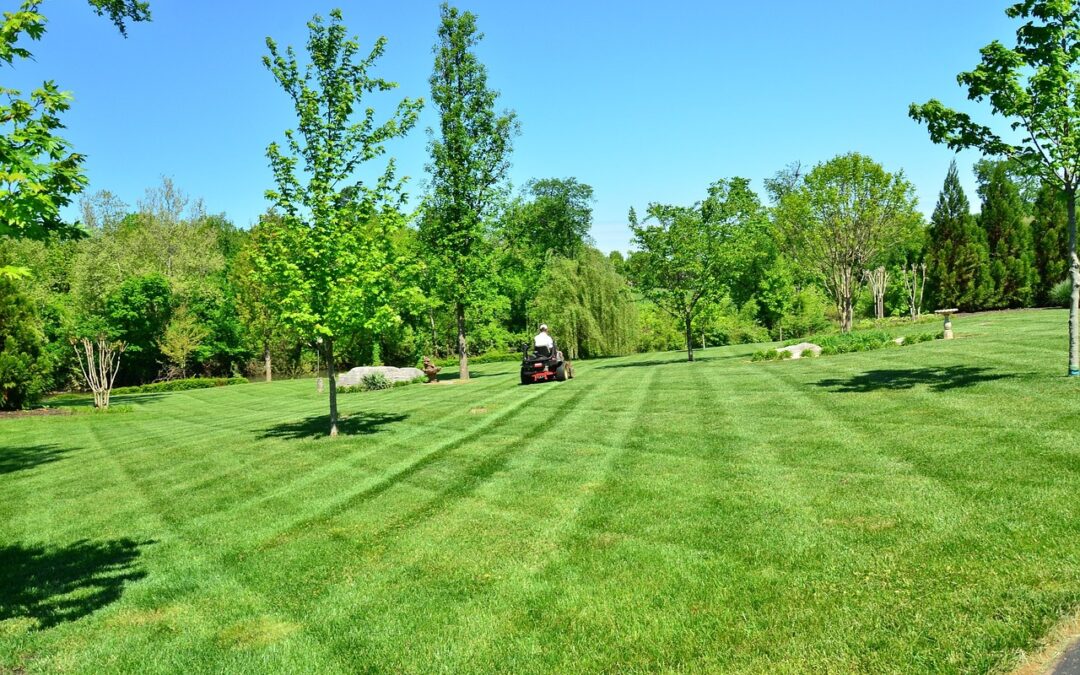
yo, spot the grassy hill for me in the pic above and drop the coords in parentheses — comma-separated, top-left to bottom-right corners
(2, 309, 1079, 672)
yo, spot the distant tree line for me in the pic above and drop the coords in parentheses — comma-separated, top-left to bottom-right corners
(2, 1, 1079, 412)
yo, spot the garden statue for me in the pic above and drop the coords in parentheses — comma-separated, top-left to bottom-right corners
(422, 356, 441, 383)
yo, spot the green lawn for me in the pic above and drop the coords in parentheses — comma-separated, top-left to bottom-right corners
(2, 309, 1080, 673)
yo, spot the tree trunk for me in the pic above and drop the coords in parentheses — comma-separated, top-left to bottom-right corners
(685, 315, 695, 362)
(326, 338, 339, 437)
(841, 292, 854, 333)
(456, 301, 469, 381)
(1069, 187, 1079, 377)
(428, 307, 439, 358)
(263, 341, 272, 382)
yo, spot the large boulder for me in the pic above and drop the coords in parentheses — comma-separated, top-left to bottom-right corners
(776, 342, 821, 359)
(337, 366, 425, 387)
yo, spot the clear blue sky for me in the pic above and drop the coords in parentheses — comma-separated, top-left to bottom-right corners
(6, 1, 1018, 253)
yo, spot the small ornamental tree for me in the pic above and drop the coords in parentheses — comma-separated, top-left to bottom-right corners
(258, 9, 422, 436)
(901, 261, 928, 320)
(910, 0, 1080, 375)
(158, 305, 207, 378)
(71, 336, 125, 409)
(233, 218, 284, 382)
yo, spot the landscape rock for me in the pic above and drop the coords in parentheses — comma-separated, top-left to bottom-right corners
(336, 366, 424, 387)
(776, 342, 822, 359)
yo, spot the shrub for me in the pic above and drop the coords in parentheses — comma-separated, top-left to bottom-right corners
(361, 373, 393, 391)
(750, 349, 776, 362)
(905, 331, 940, 345)
(0, 278, 52, 410)
(758, 328, 943, 362)
(338, 375, 424, 394)
(110, 377, 248, 395)
(1051, 279, 1073, 307)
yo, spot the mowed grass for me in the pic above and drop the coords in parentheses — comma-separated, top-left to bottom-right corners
(2, 310, 1080, 673)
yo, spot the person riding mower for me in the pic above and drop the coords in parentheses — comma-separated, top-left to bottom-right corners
(520, 324, 574, 384)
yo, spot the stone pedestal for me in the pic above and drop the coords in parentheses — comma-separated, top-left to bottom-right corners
(935, 309, 958, 340)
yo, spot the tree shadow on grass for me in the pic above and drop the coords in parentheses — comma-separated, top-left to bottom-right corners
(815, 366, 1013, 393)
(435, 371, 500, 381)
(0, 444, 68, 476)
(257, 411, 409, 440)
(596, 354, 740, 369)
(0, 538, 150, 629)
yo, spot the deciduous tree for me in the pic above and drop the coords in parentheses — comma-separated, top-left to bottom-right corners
(773, 153, 921, 332)
(910, 0, 1080, 375)
(628, 178, 763, 361)
(422, 3, 517, 381)
(0, 1, 150, 278)
(529, 247, 637, 359)
(258, 9, 422, 436)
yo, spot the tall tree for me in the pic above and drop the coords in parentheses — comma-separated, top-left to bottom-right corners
(628, 178, 762, 361)
(910, 0, 1080, 376)
(1032, 180, 1069, 303)
(514, 178, 594, 258)
(422, 3, 518, 381)
(258, 9, 422, 436)
(774, 153, 921, 332)
(0, 1, 150, 278)
(926, 161, 993, 311)
(977, 161, 1039, 307)
(497, 177, 595, 332)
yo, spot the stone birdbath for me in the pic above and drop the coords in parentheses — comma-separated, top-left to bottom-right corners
(934, 308, 958, 339)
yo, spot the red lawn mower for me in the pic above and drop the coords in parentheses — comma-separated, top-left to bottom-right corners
(520, 341, 574, 385)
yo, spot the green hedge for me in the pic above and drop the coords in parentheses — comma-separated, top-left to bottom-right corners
(111, 377, 249, 395)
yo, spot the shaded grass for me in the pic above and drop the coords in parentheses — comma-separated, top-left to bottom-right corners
(1, 310, 1079, 672)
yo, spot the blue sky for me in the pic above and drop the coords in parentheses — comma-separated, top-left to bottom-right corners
(7, 1, 1018, 252)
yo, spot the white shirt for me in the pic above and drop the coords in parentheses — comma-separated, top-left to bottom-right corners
(534, 332, 553, 349)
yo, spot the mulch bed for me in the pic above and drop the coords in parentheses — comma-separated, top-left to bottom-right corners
(0, 408, 73, 419)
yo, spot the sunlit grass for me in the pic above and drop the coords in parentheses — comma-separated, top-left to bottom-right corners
(1, 309, 1079, 672)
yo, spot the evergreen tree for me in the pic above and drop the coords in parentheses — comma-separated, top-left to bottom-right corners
(926, 161, 993, 311)
(977, 161, 1038, 308)
(1032, 180, 1069, 303)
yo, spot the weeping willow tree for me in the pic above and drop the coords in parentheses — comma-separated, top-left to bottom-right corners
(529, 247, 637, 359)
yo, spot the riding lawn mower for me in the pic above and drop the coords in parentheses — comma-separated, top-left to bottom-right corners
(520, 341, 574, 385)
